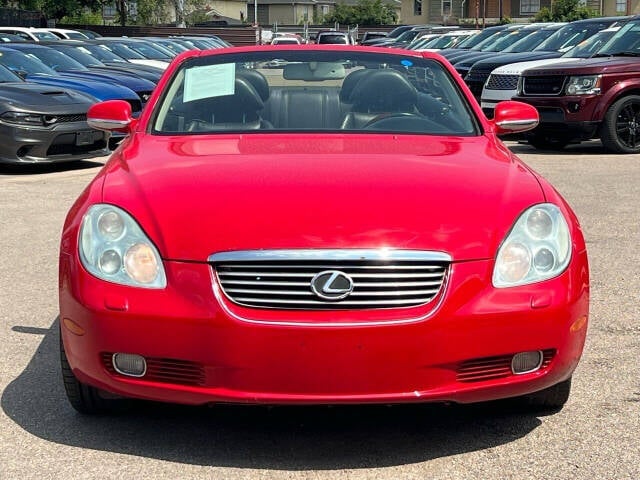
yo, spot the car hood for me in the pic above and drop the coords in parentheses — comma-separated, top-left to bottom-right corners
(25, 73, 139, 101)
(102, 134, 545, 262)
(58, 69, 155, 93)
(493, 57, 578, 75)
(470, 52, 561, 71)
(0, 82, 93, 110)
(523, 56, 640, 75)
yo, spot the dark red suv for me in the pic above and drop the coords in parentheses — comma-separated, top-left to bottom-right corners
(513, 17, 640, 154)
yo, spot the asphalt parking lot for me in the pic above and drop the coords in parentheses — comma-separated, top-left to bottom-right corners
(1, 141, 638, 479)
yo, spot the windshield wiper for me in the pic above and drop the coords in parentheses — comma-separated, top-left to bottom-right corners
(594, 51, 640, 57)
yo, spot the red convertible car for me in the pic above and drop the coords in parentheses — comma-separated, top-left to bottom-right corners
(59, 46, 589, 414)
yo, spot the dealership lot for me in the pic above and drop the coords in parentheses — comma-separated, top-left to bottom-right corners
(0, 142, 638, 479)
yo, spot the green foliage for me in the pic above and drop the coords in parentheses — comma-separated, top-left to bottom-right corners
(136, 0, 171, 25)
(534, 0, 597, 22)
(498, 16, 512, 24)
(60, 10, 103, 25)
(323, 0, 397, 26)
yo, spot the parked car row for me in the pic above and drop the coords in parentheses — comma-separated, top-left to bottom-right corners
(0, 28, 232, 164)
(373, 17, 640, 153)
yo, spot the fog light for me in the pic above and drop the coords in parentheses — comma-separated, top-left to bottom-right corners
(511, 351, 543, 374)
(112, 353, 146, 377)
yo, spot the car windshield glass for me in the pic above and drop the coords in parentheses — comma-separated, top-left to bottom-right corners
(59, 47, 105, 67)
(563, 30, 616, 58)
(395, 30, 424, 43)
(483, 29, 537, 52)
(65, 31, 88, 39)
(0, 49, 57, 75)
(102, 43, 147, 60)
(120, 42, 172, 59)
(456, 28, 496, 48)
(471, 29, 517, 50)
(22, 48, 88, 71)
(33, 31, 60, 41)
(534, 22, 614, 52)
(596, 20, 640, 56)
(156, 40, 190, 53)
(152, 51, 478, 136)
(81, 44, 127, 62)
(502, 28, 559, 53)
(426, 35, 459, 49)
(318, 34, 348, 44)
(0, 63, 21, 81)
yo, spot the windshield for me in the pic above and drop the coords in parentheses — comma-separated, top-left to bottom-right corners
(0, 63, 22, 82)
(0, 49, 57, 75)
(101, 43, 147, 60)
(395, 29, 425, 43)
(472, 28, 517, 51)
(597, 21, 640, 56)
(534, 21, 616, 52)
(152, 51, 477, 136)
(483, 28, 538, 52)
(456, 28, 498, 48)
(81, 44, 127, 63)
(564, 30, 617, 58)
(318, 34, 349, 44)
(118, 41, 173, 59)
(33, 31, 60, 41)
(58, 47, 105, 67)
(502, 27, 560, 53)
(20, 47, 88, 71)
(66, 31, 88, 40)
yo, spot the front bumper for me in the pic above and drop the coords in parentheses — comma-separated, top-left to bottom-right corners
(512, 94, 602, 141)
(59, 253, 589, 406)
(0, 120, 108, 164)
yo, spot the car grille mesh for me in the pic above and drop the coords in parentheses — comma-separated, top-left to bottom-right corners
(522, 75, 566, 95)
(102, 353, 206, 386)
(456, 349, 555, 382)
(485, 74, 519, 90)
(212, 254, 449, 310)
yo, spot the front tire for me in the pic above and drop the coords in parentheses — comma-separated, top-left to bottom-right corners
(60, 333, 126, 414)
(513, 377, 572, 413)
(601, 95, 640, 153)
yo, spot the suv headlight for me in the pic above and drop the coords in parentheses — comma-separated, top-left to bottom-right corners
(565, 75, 602, 95)
(493, 204, 571, 288)
(79, 204, 166, 288)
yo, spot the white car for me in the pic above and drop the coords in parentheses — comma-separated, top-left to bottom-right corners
(0, 27, 59, 42)
(481, 27, 620, 114)
(45, 28, 89, 40)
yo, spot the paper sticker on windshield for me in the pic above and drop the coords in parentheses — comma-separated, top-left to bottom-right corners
(184, 63, 235, 103)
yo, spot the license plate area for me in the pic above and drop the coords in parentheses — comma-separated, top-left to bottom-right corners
(76, 131, 94, 146)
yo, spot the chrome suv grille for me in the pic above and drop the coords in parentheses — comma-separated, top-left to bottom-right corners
(522, 75, 566, 95)
(485, 74, 519, 90)
(210, 249, 450, 310)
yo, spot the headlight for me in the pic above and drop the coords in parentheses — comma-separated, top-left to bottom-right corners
(493, 204, 571, 288)
(0, 111, 46, 126)
(79, 204, 166, 288)
(565, 75, 601, 95)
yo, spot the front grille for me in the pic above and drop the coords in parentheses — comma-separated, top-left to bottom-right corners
(456, 349, 555, 383)
(102, 353, 206, 386)
(522, 75, 566, 96)
(211, 249, 450, 310)
(49, 113, 87, 123)
(485, 74, 519, 90)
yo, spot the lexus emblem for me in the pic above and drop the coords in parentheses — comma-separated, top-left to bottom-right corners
(311, 270, 354, 301)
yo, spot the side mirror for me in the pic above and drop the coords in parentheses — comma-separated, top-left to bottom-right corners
(87, 100, 135, 133)
(490, 100, 539, 136)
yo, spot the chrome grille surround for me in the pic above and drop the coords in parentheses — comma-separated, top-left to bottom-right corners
(210, 249, 451, 310)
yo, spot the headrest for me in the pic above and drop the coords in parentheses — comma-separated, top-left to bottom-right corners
(349, 70, 417, 112)
(339, 69, 370, 103)
(236, 69, 270, 101)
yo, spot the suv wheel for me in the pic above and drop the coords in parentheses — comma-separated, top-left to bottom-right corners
(528, 133, 570, 150)
(601, 95, 640, 154)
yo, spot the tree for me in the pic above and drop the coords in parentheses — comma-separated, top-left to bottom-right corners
(323, 0, 397, 26)
(534, 0, 597, 22)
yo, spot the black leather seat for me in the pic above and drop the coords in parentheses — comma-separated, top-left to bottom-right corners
(185, 76, 271, 131)
(340, 70, 418, 130)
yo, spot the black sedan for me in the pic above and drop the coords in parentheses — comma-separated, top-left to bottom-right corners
(0, 65, 107, 164)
